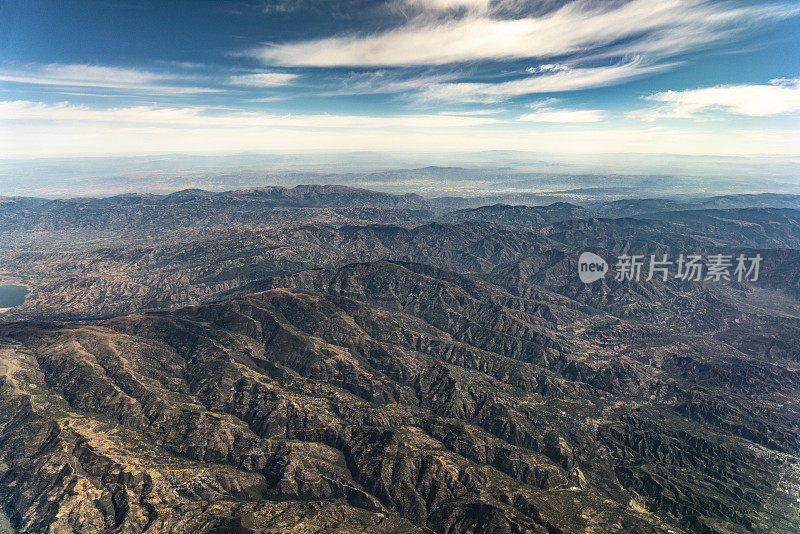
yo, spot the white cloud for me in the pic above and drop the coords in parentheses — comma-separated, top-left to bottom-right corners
(526, 98, 559, 109)
(418, 59, 669, 102)
(0, 63, 219, 94)
(0, 100, 502, 128)
(518, 99, 604, 122)
(633, 79, 800, 121)
(253, 0, 798, 67)
(331, 70, 459, 95)
(518, 109, 604, 123)
(227, 72, 299, 87)
(526, 64, 569, 74)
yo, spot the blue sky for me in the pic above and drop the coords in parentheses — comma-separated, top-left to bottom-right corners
(1, 0, 799, 157)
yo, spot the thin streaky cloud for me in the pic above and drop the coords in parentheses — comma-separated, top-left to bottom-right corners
(227, 72, 299, 87)
(518, 108, 605, 123)
(526, 98, 561, 110)
(328, 70, 460, 96)
(0, 63, 220, 94)
(417, 59, 671, 102)
(0, 100, 503, 128)
(252, 0, 799, 67)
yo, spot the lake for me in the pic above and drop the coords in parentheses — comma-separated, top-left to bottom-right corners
(0, 285, 28, 308)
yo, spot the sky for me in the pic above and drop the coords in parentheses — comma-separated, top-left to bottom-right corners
(1, 0, 800, 158)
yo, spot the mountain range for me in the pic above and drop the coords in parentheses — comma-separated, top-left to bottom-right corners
(0, 185, 799, 533)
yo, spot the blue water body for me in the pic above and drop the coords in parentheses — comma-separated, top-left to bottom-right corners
(0, 285, 28, 307)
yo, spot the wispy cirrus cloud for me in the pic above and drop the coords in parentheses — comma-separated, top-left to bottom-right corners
(227, 72, 299, 87)
(633, 79, 800, 121)
(0, 100, 502, 128)
(0, 63, 220, 94)
(317, 60, 660, 103)
(330, 69, 459, 95)
(417, 59, 670, 102)
(247, 1, 798, 103)
(252, 0, 798, 67)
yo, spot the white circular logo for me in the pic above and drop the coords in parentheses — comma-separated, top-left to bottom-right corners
(578, 252, 608, 283)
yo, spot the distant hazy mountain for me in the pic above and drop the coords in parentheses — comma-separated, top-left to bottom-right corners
(0, 185, 436, 249)
(441, 203, 593, 226)
(593, 193, 800, 217)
